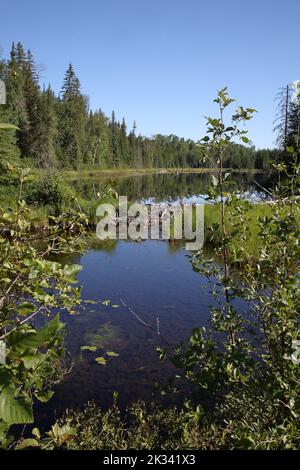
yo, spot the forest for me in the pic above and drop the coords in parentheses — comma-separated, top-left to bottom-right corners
(0, 42, 280, 172)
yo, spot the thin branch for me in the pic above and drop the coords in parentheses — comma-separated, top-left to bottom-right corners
(0, 275, 20, 309)
(252, 179, 276, 199)
(120, 297, 172, 347)
(0, 306, 48, 340)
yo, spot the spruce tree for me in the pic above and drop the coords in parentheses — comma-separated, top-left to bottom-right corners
(58, 63, 87, 168)
(119, 117, 130, 165)
(110, 110, 120, 167)
(22, 49, 41, 159)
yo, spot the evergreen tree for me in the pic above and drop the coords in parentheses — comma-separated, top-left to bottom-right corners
(0, 53, 19, 161)
(289, 81, 300, 149)
(109, 110, 120, 167)
(58, 63, 87, 168)
(5, 43, 27, 158)
(22, 49, 41, 159)
(34, 85, 57, 169)
(119, 117, 130, 165)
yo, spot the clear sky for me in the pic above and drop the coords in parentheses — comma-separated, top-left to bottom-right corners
(1, 0, 299, 148)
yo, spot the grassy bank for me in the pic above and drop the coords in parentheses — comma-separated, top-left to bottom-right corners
(60, 167, 260, 180)
(203, 202, 274, 258)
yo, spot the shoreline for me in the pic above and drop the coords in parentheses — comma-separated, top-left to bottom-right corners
(60, 167, 261, 180)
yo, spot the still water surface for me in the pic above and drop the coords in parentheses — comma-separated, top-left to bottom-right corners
(39, 172, 260, 424)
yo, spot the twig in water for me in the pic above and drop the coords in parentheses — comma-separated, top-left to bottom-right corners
(120, 298, 172, 347)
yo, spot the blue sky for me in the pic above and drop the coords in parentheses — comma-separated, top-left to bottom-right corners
(1, 0, 299, 148)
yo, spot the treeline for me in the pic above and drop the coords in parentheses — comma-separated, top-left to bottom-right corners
(0, 42, 280, 170)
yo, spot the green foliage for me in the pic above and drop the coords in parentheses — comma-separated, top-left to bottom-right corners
(1, 43, 275, 171)
(0, 163, 88, 447)
(204, 201, 276, 258)
(39, 401, 207, 450)
(25, 178, 63, 211)
(162, 89, 300, 449)
(58, 64, 87, 169)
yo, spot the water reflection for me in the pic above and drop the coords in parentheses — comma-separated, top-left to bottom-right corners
(68, 171, 262, 204)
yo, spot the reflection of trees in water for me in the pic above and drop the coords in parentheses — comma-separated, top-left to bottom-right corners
(88, 238, 118, 252)
(69, 172, 261, 203)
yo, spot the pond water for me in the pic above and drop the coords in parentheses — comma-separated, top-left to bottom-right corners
(70, 170, 264, 204)
(37, 172, 261, 426)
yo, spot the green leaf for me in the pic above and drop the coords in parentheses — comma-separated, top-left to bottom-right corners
(35, 390, 54, 403)
(15, 438, 39, 450)
(0, 368, 12, 389)
(22, 354, 44, 369)
(32, 427, 41, 439)
(16, 301, 37, 317)
(47, 423, 76, 444)
(63, 264, 82, 277)
(0, 212, 14, 223)
(0, 387, 33, 424)
(80, 345, 97, 352)
(95, 356, 106, 365)
(0, 123, 20, 130)
(106, 351, 119, 357)
(6, 315, 64, 352)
